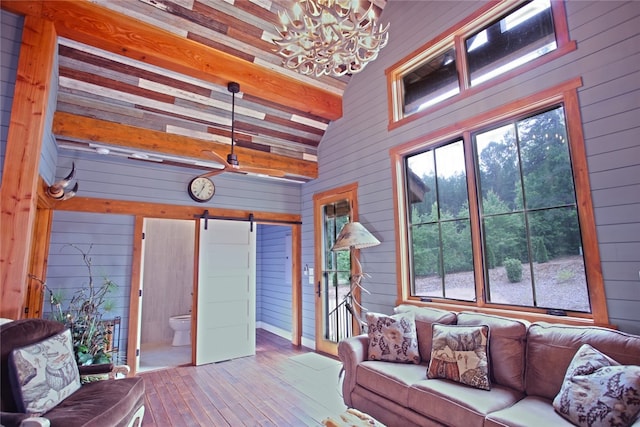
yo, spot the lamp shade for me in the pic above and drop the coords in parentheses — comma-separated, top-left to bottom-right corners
(331, 222, 380, 251)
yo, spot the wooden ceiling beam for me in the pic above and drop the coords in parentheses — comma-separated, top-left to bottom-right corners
(2, 0, 342, 121)
(52, 112, 318, 180)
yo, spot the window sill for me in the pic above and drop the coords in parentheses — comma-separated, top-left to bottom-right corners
(399, 298, 616, 329)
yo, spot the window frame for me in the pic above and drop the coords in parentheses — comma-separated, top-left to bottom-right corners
(386, 0, 576, 130)
(390, 77, 610, 326)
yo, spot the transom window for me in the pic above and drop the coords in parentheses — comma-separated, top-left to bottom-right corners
(391, 80, 607, 323)
(387, 0, 575, 128)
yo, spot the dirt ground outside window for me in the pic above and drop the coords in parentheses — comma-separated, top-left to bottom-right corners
(415, 256, 590, 312)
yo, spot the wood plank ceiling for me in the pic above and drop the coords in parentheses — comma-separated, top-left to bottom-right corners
(3, 0, 388, 182)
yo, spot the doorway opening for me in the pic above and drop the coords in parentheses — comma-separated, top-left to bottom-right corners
(313, 183, 359, 356)
(132, 216, 300, 373)
(138, 218, 194, 372)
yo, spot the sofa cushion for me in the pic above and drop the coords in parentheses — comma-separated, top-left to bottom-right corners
(356, 361, 426, 407)
(351, 386, 437, 427)
(457, 311, 528, 391)
(526, 322, 640, 400)
(366, 311, 420, 364)
(408, 379, 523, 427)
(8, 329, 80, 415)
(485, 395, 575, 427)
(553, 344, 640, 427)
(394, 305, 457, 362)
(427, 324, 490, 390)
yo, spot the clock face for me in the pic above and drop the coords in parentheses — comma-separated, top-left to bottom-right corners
(188, 177, 215, 202)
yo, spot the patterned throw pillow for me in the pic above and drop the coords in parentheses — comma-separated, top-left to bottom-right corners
(9, 329, 81, 415)
(427, 324, 491, 390)
(366, 311, 420, 364)
(553, 344, 640, 427)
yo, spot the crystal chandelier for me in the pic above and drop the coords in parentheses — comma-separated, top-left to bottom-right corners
(273, 0, 389, 77)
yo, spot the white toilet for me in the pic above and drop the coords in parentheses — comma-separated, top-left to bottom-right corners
(168, 314, 191, 346)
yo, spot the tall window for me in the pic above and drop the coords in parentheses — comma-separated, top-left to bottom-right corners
(407, 141, 475, 301)
(475, 107, 588, 311)
(393, 82, 606, 322)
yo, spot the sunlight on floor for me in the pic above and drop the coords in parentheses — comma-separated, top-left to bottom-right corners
(287, 352, 346, 415)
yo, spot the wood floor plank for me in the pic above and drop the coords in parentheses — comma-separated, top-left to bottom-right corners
(139, 329, 345, 426)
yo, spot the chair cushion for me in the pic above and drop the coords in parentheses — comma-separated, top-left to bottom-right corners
(1, 319, 66, 413)
(8, 329, 80, 415)
(426, 324, 491, 390)
(366, 311, 420, 364)
(43, 376, 145, 427)
(553, 344, 640, 427)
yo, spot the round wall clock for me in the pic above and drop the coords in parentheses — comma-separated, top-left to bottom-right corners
(187, 176, 215, 203)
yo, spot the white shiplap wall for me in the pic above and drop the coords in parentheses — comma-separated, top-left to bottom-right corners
(300, 0, 640, 338)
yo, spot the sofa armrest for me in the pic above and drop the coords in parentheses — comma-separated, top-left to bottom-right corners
(1, 411, 31, 427)
(78, 363, 130, 381)
(78, 363, 114, 376)
(110, 364, 130, 378)
(337, 334, 369, 407)
(20, 417, 50, 427)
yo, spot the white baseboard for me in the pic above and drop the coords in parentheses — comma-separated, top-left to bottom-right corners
(256, 322, 292, 340)
(301, 336, 315, 350)
(256, 322, 316, 350)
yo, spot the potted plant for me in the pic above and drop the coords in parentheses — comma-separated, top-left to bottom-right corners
(43, 244, 118, 366)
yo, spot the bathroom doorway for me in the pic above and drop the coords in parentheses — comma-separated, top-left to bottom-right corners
(127, 213, 303, 373)
(139, 218, 195, 372)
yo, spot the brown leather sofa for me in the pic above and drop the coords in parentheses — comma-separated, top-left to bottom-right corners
(1, 319, 145, 427)
(338, 307, 640, 427)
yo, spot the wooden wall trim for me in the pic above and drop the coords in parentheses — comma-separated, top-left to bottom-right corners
(52, 196, 301, 225)
(25, 207, 54, 318)
(1, 0, 342, 121)
(0, 16, 57, 320)
(126, 216, 145, 376)
(312, 182, 359, 355)
(291, 224, 302, 346)
(564, 87, 609, 325)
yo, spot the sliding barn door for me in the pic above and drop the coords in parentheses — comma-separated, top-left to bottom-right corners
(196, 219, 256, 365)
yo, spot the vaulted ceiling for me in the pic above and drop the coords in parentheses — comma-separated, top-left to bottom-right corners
(2, 0, 388, 182)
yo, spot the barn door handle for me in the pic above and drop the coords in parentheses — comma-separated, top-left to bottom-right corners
(316, 281, 321, 297)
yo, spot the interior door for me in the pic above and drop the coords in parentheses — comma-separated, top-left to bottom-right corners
(196, 219, 256, 365)
(313, 184, 359, 355)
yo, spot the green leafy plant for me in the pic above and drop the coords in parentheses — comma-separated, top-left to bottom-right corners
(45, 244, 117, 365)
(504, 258, 523, 283)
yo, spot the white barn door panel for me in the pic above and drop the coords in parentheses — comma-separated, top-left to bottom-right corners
(196, 219, 256, 365)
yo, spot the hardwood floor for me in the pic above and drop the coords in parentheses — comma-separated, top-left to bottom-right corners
(139, 329, 347, 426)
